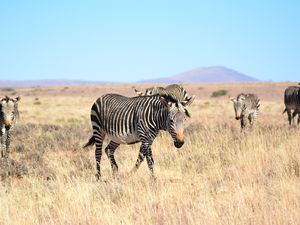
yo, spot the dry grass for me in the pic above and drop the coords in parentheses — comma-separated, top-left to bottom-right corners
(1, 83, 300, 225)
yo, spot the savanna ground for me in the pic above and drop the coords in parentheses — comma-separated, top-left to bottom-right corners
(0, 82, 300, 225)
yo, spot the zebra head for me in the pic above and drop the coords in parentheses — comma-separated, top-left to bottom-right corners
(0, 96, 20, 129)
(230, 94, 246, 120)
(160, 95, 192, 149)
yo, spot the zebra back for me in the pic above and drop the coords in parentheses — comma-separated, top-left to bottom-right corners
(90, 94, 169, 140)
(134, 84, 194, 104)
(237, 93, 260, 111)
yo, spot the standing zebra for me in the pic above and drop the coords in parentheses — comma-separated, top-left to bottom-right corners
(230, 93, 260, 129)
(134, 84, 195, 103)
(283, 85, 300, 125)
(84, 93, 193, 180)
(0, 96, 21, 159)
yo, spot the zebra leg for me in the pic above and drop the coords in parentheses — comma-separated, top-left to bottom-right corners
(248, 113, 257, 128)
(287, 109, 292, 125)
(94, 133, 105, 180)
(104, 141, 120, 177)
(1, 128, 6, 159)
(131, 144, 147, 173)
(145, 146, 155, 176)
(292, 111, 297, 126)
(248, 114, 253, 128)
(5, 130, 11, 159)
(240, 116, 247, 129)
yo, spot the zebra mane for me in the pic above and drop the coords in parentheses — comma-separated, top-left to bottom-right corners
(236, 93, 246, 99)
(158, 94, 178, 104)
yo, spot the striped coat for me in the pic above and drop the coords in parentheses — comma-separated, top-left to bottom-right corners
(0, 96, 20, 159)
(283, 85, 300, 125)
(230, 93, 260, 129)
(84, 93, 192, 179)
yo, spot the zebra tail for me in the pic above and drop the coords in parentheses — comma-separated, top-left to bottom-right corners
(282, 108, 287, 114)
(83, 136, 95, 148)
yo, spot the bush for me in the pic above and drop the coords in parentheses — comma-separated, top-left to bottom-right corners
(1, 87, 15, 92)
(211, 89, 228, 97)
(34, 100, 41, 105)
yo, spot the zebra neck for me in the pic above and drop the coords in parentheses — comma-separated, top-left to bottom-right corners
(155, 107, 169, 131)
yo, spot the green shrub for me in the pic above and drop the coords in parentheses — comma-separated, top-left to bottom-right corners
(1, 87, 15, 92)
(211, 89, 228, 97)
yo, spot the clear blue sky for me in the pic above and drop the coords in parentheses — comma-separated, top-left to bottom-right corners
(0, 0, 299, 82)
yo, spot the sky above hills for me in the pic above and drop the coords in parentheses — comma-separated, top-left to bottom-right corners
(0, 1, 299, 82)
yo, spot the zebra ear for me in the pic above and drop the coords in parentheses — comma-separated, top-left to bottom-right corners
(181, 95, 195, 107)
(15, 96, 21, 102)
(229, 96, 236, 102)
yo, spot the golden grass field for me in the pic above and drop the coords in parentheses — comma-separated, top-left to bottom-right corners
(0, 82, 300, 225)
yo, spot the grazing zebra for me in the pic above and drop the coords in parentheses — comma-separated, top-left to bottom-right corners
(0, 96, 21, 159)
(84, 93, 193, 180)
(230, 93, 260, 129)
(134, 84, 195, 104)
(283, 85, 300, 125)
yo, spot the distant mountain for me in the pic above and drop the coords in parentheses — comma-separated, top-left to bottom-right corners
(140, 66, 259, 83)
(0, 79, 106, 88)
(0, 67, 259, 88)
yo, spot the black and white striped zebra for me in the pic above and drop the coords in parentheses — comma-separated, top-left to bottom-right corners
(84, 93, 193, 179)
(0, 96, 21, 159)
(230, 93, 260, 129)
(283, 85, 300, 125)
(134, 84, 195, 103)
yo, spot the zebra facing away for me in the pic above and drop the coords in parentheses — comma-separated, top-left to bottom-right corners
(134, 84, 195, 104)
(0, 96, 21, 159)
(230, 93, 260, 129)
(283, 85, 300, 125)
(84, 93, 193, 180)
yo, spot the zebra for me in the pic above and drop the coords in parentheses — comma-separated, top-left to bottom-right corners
(134, 84, 195, 103)
(230, 93, 260, 129)
(0, 96, 21, 160)
(84, 93, 193, 180)
(283, 85, 300, 125)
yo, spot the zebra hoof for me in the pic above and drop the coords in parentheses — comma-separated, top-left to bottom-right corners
(95, 173, 101, 181)
(130, 167, 138, 174)
(150, 175, 157, 183)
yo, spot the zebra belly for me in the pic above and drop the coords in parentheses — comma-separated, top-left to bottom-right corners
(285, 103, 299, 110)
(106, 133, 140, 144)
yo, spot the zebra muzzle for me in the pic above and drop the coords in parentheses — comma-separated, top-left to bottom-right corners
(4, 118, 12, 127)
(174, 140, 184, 148)
(175, 131, 184, 148)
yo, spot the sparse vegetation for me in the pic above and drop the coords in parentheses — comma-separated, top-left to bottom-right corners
(33, 99, 41, 105)
(0, 83, 299, 225)
(211, 89, 228, 97)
